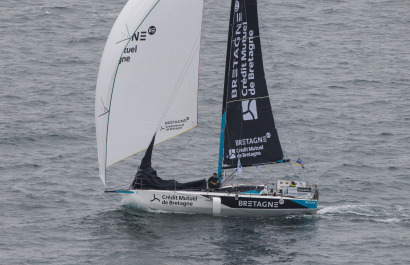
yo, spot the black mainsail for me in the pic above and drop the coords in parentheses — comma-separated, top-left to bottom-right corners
(220, 0, 284, 170)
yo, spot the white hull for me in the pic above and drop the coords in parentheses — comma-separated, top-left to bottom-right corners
(121, 189, 318, 217)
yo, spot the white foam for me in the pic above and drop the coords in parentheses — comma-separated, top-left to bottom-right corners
(375, 218, 401, 224)
(318, 204, 370, 214)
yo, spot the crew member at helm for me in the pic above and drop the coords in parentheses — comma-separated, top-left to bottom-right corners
(208, 173, 219, 189)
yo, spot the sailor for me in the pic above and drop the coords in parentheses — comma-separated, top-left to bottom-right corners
(208, 173, 219, 189)
(313, 184, 319, 200)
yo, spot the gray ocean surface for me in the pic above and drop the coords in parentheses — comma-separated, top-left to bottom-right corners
(1, 0, 409, 264)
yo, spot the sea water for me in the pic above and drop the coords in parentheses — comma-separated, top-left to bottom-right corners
(1, 0, 409, 264)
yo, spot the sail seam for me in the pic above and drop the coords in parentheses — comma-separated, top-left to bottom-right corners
(226, 95, 269, 104)
(230, 35, 260, 43)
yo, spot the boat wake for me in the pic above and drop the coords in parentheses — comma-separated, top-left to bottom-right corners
(318, 204, 409, 224)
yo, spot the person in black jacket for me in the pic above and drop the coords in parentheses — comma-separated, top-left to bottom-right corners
(208, 173, 219, 189)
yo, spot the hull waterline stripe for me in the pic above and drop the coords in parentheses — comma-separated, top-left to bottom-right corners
(105, 190, 134, 194)
(290, 199, 317, 209)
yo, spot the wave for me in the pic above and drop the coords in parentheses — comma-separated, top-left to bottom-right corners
(318, 204, 409, 224)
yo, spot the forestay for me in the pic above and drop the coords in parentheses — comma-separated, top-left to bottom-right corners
(95, 0, 204, 185)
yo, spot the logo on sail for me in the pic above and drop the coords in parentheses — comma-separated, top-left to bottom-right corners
(117, 25, 157, 45)
(228, 149, 236, 159)
(161, 117, 190, 131)
(148, 26, 156, 35)
(242, 100, 258, 120)
(117, 25, 157, 64)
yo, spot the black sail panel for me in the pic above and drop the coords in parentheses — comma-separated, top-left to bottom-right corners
(222, 0, 283, 168)
(139, 133, 156, 170)
(221, 0, 236, 113)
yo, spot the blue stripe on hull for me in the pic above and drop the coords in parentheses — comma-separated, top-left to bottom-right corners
(290, 199, 317, 208)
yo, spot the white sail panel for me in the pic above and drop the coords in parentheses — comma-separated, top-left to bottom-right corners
(95, 0, 204, 184)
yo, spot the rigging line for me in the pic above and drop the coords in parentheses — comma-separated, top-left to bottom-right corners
(282, 149, 299, 179)
(98, 97, 109, 117)
(258, 3, 304, 166)
(104, 191, 123, 203)
(107, 184, 130, 190)
(195, 0, 222, 137)
(154, 126, 199, 158)
(227, 95, 269, 104)
(156, 33, 201, 133)
(222, 168, 239, 185)
(286, 154, 306, 181)
(289, 163, 302, 180)
(262, 161, 293, 182)
(195, 125, 219, 136)
(155, 0, 221, 133)
(263, 167, 280, 183)
(266, 164, 281, 179)
(230, 35, 261, 43)
(201, 0, 221, 36)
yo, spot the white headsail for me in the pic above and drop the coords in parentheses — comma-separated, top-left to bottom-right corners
(96, 0, 204, 185)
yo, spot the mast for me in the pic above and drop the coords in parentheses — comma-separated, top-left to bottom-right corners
(217, 0, 237, 182)
(220, 0, 284, 171)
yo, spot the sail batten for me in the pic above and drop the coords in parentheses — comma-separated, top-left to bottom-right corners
(96, 0, 204, 185)
(221, 0, 284, 170)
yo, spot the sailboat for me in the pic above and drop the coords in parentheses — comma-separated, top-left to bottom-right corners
(96, 0, 319, 217)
